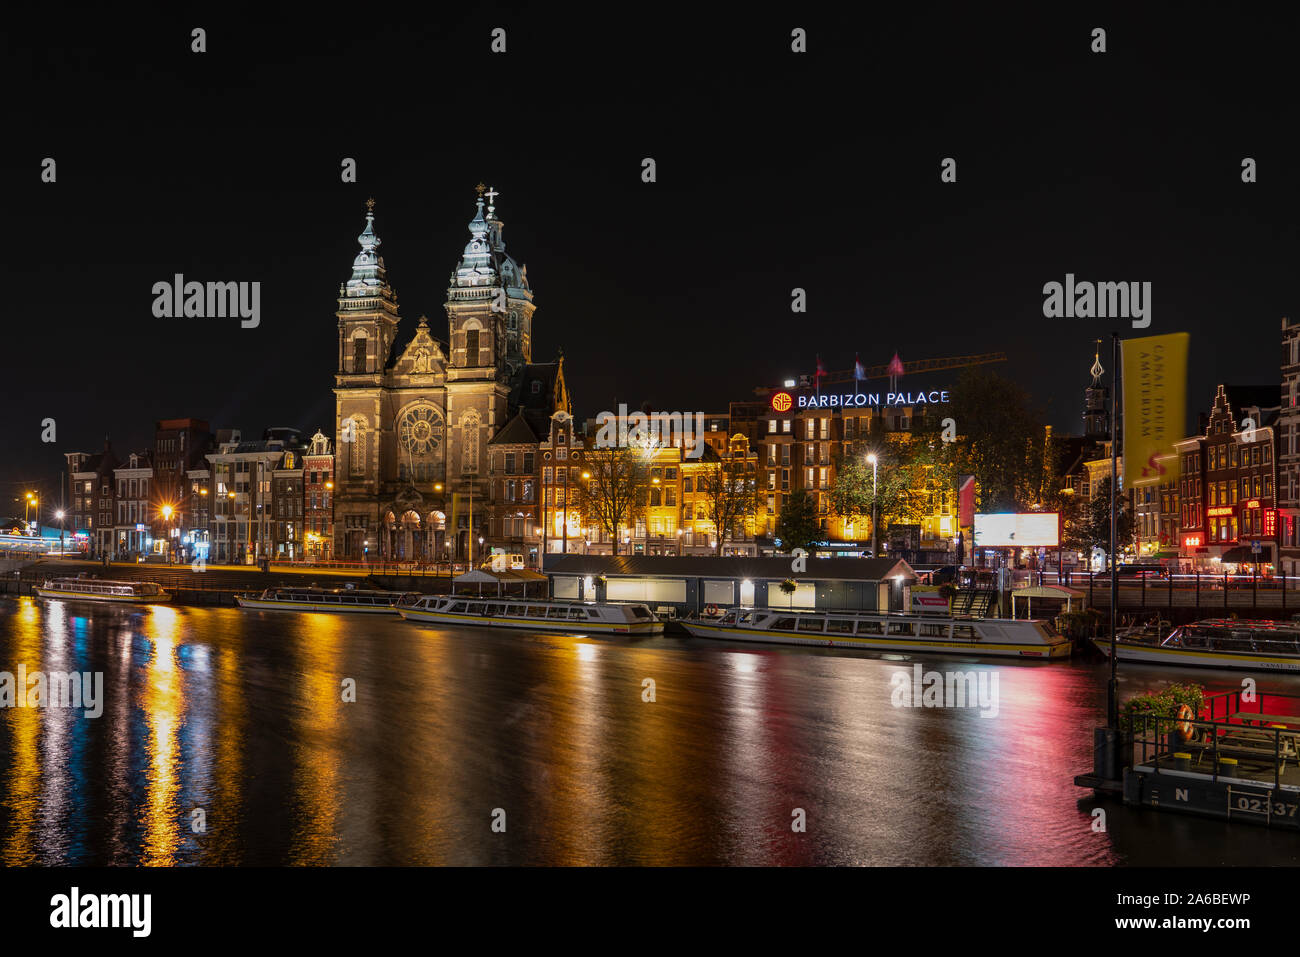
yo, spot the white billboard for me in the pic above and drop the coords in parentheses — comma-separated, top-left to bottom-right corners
(974, 512, 1059, 547)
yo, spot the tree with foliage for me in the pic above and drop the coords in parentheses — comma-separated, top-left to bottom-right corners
(1084, 477, 1134, 554)
(831, 438, 957, 540)
(696, 456, 761, 556)
(948, 368, 1048, 512)
(775, 490, 820, 552)
(576, 446, 648, 556)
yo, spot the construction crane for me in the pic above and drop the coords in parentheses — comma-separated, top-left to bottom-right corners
(755, 351, 1009, 395)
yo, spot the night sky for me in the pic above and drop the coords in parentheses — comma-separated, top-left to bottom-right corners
(5, 7, 1298, 502)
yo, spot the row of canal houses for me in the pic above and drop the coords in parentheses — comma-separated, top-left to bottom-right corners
(64, 419, 336, 564)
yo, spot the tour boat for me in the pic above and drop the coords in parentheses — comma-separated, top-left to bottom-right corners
(33, 577, 172, 604)
(679, 607, 1072, 658)
(398, 596, 664, 634)
(235, 586, 421, 614)
(1093, 618, 1300, 672)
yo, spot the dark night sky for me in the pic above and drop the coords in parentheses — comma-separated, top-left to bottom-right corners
(5, 7, 1299, 504)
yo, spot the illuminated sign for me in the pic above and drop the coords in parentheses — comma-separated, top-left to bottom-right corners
(795, 390, 951, 409)
(1265, 508, 1277, 536)
(1206, 506, 1234, 517)
(771, 391, 793, 413)
(973, 512, 1059, 547)
(1183, 535, 1202, 547)
(1246, 499, 1260, 509)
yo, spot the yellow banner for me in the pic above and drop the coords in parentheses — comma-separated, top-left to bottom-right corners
(1122, 333, 1189, 489)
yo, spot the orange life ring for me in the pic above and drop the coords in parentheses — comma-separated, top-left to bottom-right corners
(1176, 703, 1196, 738)
(705, 604, 719, 616)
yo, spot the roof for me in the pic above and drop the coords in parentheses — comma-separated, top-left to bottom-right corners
(488, 411, 539, 446)
(1011, 584, 1085, 598)
(542, 554, 917, 583)
(454, 569, 547, 583)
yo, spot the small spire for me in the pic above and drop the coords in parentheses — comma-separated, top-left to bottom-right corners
(366, 197, 375, 212)
(1090, 339, 1104, 384)
(475, 182, 487, 198)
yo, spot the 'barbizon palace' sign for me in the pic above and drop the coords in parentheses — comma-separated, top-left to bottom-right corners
(772, 389, 952, 411)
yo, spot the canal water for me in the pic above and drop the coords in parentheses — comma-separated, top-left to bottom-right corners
(1, 595, 1298, 866)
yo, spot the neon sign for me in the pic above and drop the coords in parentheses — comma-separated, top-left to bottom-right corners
(771, 391, 793, 413)
(1246, 499, 1260, 509)
(1206, 506, 1234, 517)
(795, 390, 951, 409)
(1265, 508, 1277, 536)
(1183, 535, 1202, 547)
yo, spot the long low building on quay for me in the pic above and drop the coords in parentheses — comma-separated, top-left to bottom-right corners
(542, 555, 918, 615)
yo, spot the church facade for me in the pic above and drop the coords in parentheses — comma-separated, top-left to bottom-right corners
(332, 188, 568, 563)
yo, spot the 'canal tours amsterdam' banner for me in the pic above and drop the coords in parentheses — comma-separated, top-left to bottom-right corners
(1121, 332, 1189, 489)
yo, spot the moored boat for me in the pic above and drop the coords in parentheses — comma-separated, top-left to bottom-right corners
(680, 607, 1071, 659)
(1093, 618, 1300, 672)
(398, 596, 664, 634)
(235, 585, 420, 614)
(33, 577, 172, 604)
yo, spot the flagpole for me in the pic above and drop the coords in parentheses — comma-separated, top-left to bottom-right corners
(1108, 331, 1120, 732)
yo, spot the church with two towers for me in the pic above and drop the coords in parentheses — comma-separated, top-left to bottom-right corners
(332, 186, 569, 563)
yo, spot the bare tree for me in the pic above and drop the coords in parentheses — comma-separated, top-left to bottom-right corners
(696, 456, 760, 556)
(576, 445, 649, 556)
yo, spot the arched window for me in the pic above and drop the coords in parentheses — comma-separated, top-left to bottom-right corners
(352, 332, 368, 373)
(461, 411, 480, 474)
(347, 418, 368, 477)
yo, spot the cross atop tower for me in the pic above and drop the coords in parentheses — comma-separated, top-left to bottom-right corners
(366, 197, 375, 211)
(484, 185, 499, 204)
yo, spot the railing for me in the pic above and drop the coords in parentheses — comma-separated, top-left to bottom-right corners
(1130, 690, 1300, 792)
(1051, 569, 1300, 612)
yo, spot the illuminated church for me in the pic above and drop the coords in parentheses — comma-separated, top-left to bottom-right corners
(332, 187, 568, 561)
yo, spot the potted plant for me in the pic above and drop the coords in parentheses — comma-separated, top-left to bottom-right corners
(1120, 682, 1206, 747)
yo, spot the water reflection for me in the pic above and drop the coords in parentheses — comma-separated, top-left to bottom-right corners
(0, 593, 1298, 865)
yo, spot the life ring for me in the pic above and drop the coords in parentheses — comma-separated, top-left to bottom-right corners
(705, 604, 719, 617)
(1176, 703, 1196, 739)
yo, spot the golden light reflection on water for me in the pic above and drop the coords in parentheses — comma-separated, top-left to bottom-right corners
(288, 614, 344, 865)
(2, 599, 43, 864)
(139, 605, 184, 865)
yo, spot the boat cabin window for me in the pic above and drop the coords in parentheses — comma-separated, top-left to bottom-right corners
(920, 623, 949, 638)
(629, 606, 651, 619)
(826, 619, 854, 634)
(856, 620, 883, 635)
(796, 617, 824, 632)
(586, 608, 600, 618)
(771, 617, 796, 630)
(953, 624, 978, 640)
(507, 605, 525, 616)
(567, 607, 585, 620)
(528, 606, 547, 617)
(449, 602, 467, 613)
(547, 607, 568, 619)
(888, 622, 915, 636)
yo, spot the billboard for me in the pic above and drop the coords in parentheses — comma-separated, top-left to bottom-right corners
(974, 512, 1059, 547)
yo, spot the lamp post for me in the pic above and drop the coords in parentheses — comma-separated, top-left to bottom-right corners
(161, 504, 174, 563)
(55, 509, 65, 556)
(866, 453, 878, 558)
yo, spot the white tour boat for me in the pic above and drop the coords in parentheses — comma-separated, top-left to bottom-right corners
(680, 607, 1071, 659)
(235, 585, 420, 614)
(1093, 618, 1300, 672)
(398, 596, 664, 634)
(33, 577, 173, 604)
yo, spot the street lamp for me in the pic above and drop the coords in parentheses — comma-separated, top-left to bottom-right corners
(866, 453, 878, 558)
(55, 509, 65, 555)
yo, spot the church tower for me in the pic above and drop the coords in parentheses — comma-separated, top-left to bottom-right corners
(331, 188, 543, 564)
(1083, 340, 1109, 443)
